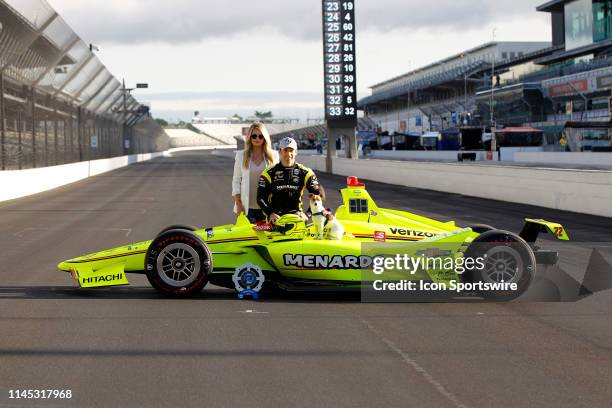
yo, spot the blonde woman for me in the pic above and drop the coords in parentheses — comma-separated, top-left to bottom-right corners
(232, 123, 278, 223)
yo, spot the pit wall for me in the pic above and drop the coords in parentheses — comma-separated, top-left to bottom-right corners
(513, 152, 612, 167)
(0, 153, 164, 203)
(315, 148, 612, 167)
(369, 150, 492, 161)
(299, 156, 612, 218)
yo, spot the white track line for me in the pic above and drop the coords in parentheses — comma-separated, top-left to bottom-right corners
(360, 317, 468, 408)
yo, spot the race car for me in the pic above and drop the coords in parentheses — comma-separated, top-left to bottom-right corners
(57, 176, 569, 300)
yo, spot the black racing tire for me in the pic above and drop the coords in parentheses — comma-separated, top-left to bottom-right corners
(463, 230, 536, 301)
(156, 224, 198, 236)
(145, 229, 212, 296)
(467, 224, 495, 234)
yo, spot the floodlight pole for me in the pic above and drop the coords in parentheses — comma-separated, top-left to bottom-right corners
(490, 29, 497, 156)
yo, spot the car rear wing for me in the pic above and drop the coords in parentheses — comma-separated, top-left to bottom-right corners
(519, 219, 569, 243)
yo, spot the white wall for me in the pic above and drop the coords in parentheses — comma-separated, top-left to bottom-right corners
(0, 153, 164, 202)
(298, 156, 612, 218)
(369, 150, 491, 161)
(499, 147, 544, 161)
(514, 152, 612, 167)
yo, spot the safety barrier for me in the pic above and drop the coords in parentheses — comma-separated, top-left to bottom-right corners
(514, 152, 612, 167)
(0, 152, 163, 202)
(299, 156, 612, 218)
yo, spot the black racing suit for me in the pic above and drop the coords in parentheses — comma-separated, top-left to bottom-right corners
(257, 162, 321, 218)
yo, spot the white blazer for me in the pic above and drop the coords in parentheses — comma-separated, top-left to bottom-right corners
(232, 150, 279, 213)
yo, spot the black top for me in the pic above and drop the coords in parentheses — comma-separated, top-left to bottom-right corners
(257, 162, 321, 217)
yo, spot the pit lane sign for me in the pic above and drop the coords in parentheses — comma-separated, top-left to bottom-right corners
(322, 0, 357, 128)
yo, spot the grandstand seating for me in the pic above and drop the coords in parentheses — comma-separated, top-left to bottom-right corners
(191, 124, 244, 145)
(359, 61, 491, 107)
(164, 128, 226, 147)
(358, 117, 377, 131)
(166, 119, 377, 149)
(271, 117, 378, 143)
(478, 54, 612, 92)
(186, 123, 305, 146)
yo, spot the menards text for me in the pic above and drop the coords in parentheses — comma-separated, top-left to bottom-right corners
(284, 254, 376, 269)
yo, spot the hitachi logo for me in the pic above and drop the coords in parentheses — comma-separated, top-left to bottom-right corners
(82, 273, 123, 283)
(284, 254, 375, 269)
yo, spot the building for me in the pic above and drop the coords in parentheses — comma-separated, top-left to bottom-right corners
(358, 42, 551, 142)
(477, 0, 612, 151)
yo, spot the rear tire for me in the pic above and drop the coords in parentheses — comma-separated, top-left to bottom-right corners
(145, 229, 212, 296)
(463, 230, 535, 301)
(467, 224, 495, 233)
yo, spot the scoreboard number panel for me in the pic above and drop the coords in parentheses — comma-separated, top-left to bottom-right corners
(322, 0, 357, 128)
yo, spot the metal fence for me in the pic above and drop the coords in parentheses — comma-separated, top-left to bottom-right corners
(0, 0, 160, 170)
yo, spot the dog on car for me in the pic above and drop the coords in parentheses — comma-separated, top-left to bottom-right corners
(309, 194, 344, 240)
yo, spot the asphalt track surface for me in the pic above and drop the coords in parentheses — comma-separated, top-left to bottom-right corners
(0, 150, 611, 408)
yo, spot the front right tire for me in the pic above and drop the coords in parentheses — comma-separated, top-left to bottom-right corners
(463, 230, 536, 301)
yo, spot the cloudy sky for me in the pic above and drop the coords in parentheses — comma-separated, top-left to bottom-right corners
(50, 0, 551, 122)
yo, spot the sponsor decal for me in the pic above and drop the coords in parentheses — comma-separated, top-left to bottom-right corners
(206, 228, 214, 239)
(548, 79, 588, 97)
(233, 263, 265, 300)
(389, 227, 436, 238)
(81, 273, 123, 284)
(596, 75, 612, 89)
(374, 231, 386, 242)
(253, 224, 273, 231)
(284, 254, 376, 269)
(292, 177, 300, 183)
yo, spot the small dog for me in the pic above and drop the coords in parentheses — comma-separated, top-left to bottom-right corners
(309, 194, 344, 240)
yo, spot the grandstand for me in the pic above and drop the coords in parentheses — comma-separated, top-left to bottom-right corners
(188, 122, 305, 146)
(164, 128, 225, 147)
(272, 117, 378, 148)
(0, 0, 155, 171)
(358, 42, 550, 138)
(190, 123, 244, 145)
(474, 0, 612, 150)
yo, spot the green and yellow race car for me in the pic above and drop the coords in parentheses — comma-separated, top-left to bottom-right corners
(58, 177, 569, 300)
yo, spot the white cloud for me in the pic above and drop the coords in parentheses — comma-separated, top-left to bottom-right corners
(47, 0, 552, 121)
(50, 0, 548, 44)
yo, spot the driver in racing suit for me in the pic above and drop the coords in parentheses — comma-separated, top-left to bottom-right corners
(257, 137, 322, 224)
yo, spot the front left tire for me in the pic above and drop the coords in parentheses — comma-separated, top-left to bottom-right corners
(145, 229, 212, 296)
